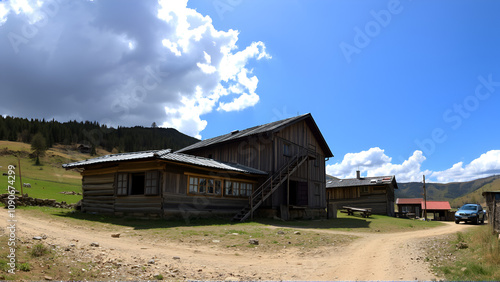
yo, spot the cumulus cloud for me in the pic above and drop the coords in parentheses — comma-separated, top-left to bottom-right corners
(430, 150, 500, 183)
(326, 147, 500, 183)
(0, 0, 270, 138)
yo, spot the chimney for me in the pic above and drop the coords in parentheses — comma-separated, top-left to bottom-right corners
(356, 170, 361, 179)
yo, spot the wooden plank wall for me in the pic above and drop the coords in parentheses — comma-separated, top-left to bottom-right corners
(115, 196, 162, 214)
(328, 194, 389, 215)
(185, 134, 274, 173)
(82, 173, 115, 214)
(275, 120, 327, 209)
(327, 187, 360, 200)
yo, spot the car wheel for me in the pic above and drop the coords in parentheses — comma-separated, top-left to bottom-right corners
(472, 218, 478, 225)
(455, 220, 460, 224)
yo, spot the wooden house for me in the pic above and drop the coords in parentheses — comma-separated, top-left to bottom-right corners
(396, 198, 452, 220)
(63, 113, 333, 221)
(482, 191, 500, 234)
(178, 113, 333, 220)
(326, 171, 398, 216)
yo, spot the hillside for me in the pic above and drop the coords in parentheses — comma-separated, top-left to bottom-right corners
(0, 141, 109, 203)
(396, 175, 500, 207)
(450, 177, 500, 208)
(0, 115, 199, 153)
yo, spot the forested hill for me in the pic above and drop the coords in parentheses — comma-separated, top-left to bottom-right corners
(396, 175, 500, 203)
(0, 116, 199, 153)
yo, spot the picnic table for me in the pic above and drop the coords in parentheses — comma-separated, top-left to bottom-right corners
(341, 206, 372, 218)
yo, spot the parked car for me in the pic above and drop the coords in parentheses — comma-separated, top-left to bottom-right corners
(455, 203, 486, 224)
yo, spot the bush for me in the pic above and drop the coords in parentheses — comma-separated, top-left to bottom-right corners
(18, 262, 31, 272)
(30, 244, 49, 257)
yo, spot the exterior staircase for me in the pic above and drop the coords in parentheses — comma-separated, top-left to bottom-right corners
(232, 152, 308, 222)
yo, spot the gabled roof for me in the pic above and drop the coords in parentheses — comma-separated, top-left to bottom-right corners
(177, 113, 333, 157)
(396, 198, 423, 205)
(326, 175, 398, 189)
(62, 149, 267, 175)
(423, 201, 451, 210)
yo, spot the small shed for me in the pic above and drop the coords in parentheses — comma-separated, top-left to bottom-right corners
(396, 198, 422, 218)
(482, 191, 500, 234)
(396, 198, 452, 220)
(424, 201, 453, 221)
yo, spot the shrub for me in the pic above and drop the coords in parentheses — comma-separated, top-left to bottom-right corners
(18, 262, 31, 272)
(30, 244, 50, 257)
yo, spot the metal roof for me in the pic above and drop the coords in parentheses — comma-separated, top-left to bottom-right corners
(326, 175, 398, 189)
(395, 198, 451, 210)
(62, 149, 267, 175)
(422, 201, 451, 210)
(396, 198, 423, 205)
(177, 113, 333, 157)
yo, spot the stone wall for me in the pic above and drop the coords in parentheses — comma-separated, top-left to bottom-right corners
(0, 194, 77, 209)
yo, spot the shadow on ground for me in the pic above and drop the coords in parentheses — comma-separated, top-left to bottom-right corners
(53, 209, 371, 230)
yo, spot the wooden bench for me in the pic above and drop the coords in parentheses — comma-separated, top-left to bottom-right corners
(341, 206, 372, 218)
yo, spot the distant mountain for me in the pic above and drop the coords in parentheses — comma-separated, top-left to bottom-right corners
(396, 175, 500, 207)
(0, 115, 199, 153)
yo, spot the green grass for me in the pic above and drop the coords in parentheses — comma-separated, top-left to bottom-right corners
(430, 225, 500, 281)
(0, 141, 83, 203)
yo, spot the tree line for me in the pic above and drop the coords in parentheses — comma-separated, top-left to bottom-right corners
(0, 116, 199, 154)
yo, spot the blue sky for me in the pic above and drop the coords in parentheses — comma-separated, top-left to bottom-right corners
(1, 0, 499, 183)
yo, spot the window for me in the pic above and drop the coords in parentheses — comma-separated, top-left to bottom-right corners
(116, 171, 160, 196)
(361, 186, 369, 193)
(189, 177, 199, 193)
(207, 179, 214, 194)
(225, 181, 233, 196)
(233, 182, 240, 196)
(117, 173, 128, 196)
(215, 180, 222, 195)
(199, 178, 207, 193)
(188, 176, 222, 196)
(145, 171, 159, 195)
(188, 175, 254, 198)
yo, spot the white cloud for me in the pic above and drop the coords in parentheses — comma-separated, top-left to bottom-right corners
(327, 147, 500, 183)
(430, 150, 500, 183)
(0, 0, 270, 138)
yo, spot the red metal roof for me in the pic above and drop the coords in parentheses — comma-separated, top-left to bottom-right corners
(396, 198, 423, 205)
(421, 201, 451, 210)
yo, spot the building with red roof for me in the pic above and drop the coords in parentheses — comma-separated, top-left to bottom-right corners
(396, 198, 452, 220)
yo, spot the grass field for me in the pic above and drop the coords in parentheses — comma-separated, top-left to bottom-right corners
(427, 224, 500, 281)
(0, 141, 93, 203)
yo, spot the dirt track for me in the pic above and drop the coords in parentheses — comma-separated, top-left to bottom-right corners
(1, 210, 476, 280)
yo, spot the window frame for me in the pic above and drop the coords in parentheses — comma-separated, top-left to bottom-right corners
(115, 170, 160, 197)
(186, 173, 255, 198)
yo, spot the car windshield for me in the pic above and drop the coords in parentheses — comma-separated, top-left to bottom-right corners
(460, 205, 477, 211)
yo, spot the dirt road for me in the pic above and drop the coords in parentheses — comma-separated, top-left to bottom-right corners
(2, 210, 475, 280)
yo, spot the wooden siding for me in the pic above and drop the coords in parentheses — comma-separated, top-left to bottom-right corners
(328, 194, 389, 215)
(327, 184, 396, 216)
(81, 173, 115, 214)
(79, 159, 264, 217)
(327, 186, 360, 200)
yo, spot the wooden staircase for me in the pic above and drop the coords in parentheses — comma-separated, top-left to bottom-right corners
(232, 152, 308, 222)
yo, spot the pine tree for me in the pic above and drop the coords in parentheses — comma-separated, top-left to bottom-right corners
(31, 132, 47, 165)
